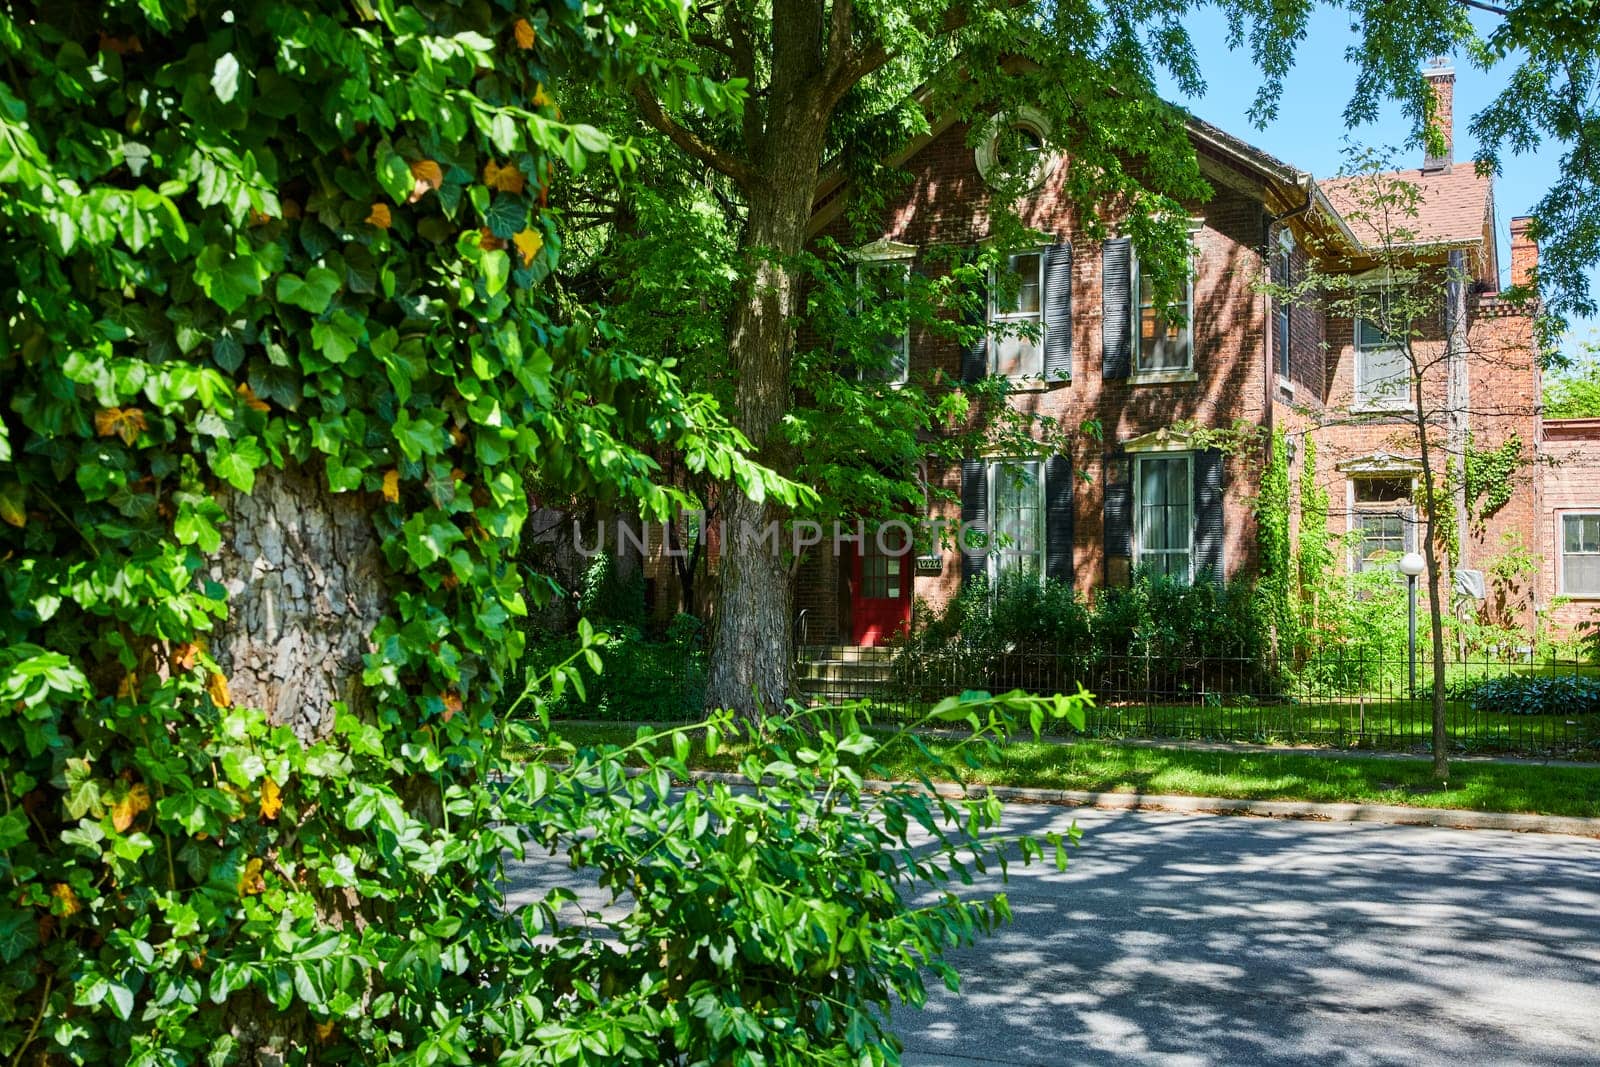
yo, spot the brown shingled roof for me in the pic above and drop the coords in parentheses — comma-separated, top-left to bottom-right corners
(1318, 164, 1492, 249)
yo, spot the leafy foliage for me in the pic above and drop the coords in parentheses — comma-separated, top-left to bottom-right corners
(0, 2, 804, 1062)
(1450, 674, 1600, 717)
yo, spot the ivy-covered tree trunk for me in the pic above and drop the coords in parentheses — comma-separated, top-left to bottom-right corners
(211, 463, 388, 744)
(703, 75, 832, 717)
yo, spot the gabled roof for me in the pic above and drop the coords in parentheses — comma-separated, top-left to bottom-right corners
(1318, 165, 1493, 249)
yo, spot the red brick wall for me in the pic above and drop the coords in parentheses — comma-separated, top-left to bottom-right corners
(1539, 421, 1600, 637)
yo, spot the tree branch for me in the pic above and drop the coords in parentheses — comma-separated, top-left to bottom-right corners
(630, 85, 756, 188)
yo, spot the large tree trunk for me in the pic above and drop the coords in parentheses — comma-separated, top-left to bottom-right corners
(207, 462, 389, 1061)
(704, 69, 832, 718)
(210, 462, 389, 743)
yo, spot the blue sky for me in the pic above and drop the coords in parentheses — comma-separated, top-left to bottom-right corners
(1152, 7, 1598, 356)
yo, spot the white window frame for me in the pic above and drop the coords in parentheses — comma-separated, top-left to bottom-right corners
(987, 458, 1046, 583)
(1353, 290, 1412, 412)
(1345, 474, 1418, 573)
(975, 108, 1056, 191)
(988, 249, 1047, 380)
(1559, 511, 1600, 599)
(1133, 452, 1194, 582)
(1130, 244, 1197, 381)
(852, 244, 913, 385)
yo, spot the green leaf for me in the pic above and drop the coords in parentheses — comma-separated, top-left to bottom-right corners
(483, 194, 526, 239)
(277, 268, 342, 314)
(194, 244, 263, 313)
(212, 53, 241, 103)
(376, 144, 413, 204)
(482, 250, 510, 296)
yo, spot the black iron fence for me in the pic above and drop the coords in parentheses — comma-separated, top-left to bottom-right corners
(793, 643, 1600, 757)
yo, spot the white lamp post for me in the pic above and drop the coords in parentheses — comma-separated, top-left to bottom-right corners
(1398, 552, 1426, 695)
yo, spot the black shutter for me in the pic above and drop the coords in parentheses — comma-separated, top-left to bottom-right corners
(1104, 454, 1132, 561)
(1193, 448, 1225, 582)
(1102, 238, 1132, 380)
(1044, 454, 1074, 584)
(961, 248, 988, 382)
(1043, 241, 1073, 381)
(960, 458, 988, 586)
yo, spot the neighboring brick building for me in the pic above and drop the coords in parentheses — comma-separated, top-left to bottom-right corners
(645, 62, 1585, 649)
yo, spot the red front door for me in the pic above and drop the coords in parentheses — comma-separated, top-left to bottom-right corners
(849, 527, 913, 646)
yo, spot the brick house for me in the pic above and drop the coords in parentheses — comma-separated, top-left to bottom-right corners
(771, 59, 1563, 649)
(637, 64, 1597, 649)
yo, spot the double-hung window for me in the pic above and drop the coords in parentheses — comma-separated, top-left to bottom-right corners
(1133, 253, 1194, 375)
(1275, 243, 1293, 380)
(856, 258, 910, 383)
(989, 459, 1044, 579)
(1134, 454, 1193, 580)
(1354, 294, 1410, 410)
(990, 252, 1044, 378)
(1561, 514, 1600, 597)
(1350, 476, 1414, 572)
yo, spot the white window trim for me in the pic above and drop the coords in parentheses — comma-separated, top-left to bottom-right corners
(988, 248, 1047, 381)
(1345, 475, 1419, 573)
(850, 241, 915, 386)
(1351, 286, 1412, 413)
(1558, 510, 1600, 599)
(1274, 240, 1295, 382)
(1133, 452, 1195, 582)
(1130, 246, 1196, 381)
(975, 108, 1057, 191)
(986, 457, 1046, 584)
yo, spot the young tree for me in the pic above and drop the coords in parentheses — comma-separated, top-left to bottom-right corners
(1279, 147, 1541, 780)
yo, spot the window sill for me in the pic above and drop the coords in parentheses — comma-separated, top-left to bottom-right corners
(1351, 403, 1412, 416)
(1275, 375, 1295, 397)
(998, 375, 1068, 392)
(1128, 369, 1198, 386)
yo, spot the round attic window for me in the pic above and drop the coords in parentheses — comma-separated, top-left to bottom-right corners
(975, 108, 1056, 191)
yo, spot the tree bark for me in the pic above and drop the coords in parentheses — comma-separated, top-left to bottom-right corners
(1412, 378, 1451, 782)
(703, 64, 832, 718)
(209, 462, 389, 743)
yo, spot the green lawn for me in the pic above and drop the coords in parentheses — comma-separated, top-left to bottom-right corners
(524, 723, 1600, 820)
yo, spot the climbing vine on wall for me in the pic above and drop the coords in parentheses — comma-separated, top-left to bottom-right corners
(1463, 433, 1523, 521)
(1254, 429, 1295, 651)
(1294, 437, 1336, 644)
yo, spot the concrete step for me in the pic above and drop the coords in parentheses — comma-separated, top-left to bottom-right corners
(795, 661, 895, 683)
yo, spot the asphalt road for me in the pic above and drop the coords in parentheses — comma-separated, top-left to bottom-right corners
(899, 807, 1600, 1067)
(503, 806, 1600, 1066)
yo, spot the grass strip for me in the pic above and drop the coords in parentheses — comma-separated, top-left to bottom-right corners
(521, 723, 1600, 820)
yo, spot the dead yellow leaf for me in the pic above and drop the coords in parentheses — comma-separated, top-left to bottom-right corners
(512, 17, 536, 49)
(441, 691, 463, 723)
(238, 857, 266, 896)
(381, 469, 401, 503)
(49, 882, 80, 917)
(512, 228, 543, 266)
(482, 159, 525, 194)
(207, 672, 232, 708)
(259, 778, 283, 821)
(237, 382, 271, 412)
(116, 672, 138, 700)
(170, 642, 201, 672)
(111, 783, 151, 833)
(476, 227, 507, 252)
(314, 1020, 336, 1042)
(94, 406, 149, 446)
(408, 159, 444, 204)
(366, 202, 392, 229)
(532, 83, 554, 108)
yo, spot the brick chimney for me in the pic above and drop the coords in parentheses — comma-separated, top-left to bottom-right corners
(1510, 216, 1538, 289)
(1422, 58, 1454, 173)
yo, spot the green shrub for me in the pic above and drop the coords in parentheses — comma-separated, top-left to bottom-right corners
(1452, 674, 1600, 716)
(525, 626, 706, 720)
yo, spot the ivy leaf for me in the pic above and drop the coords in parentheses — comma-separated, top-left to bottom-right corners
(94, 407, 149, 446)
(259, 778, 283, 821)
(0, 483, 25, 528)
(382, 470, 400, 503)
(211, 53, 241, 103)
(277, 269, 341, 314)
(194, 244, 263, 313)
(207, 673, 232, 708)
(375, 145, 413, 204)
(482, 249, 510, 296)
(209, 437, 267, 492)
(483, 194, 526, 238)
